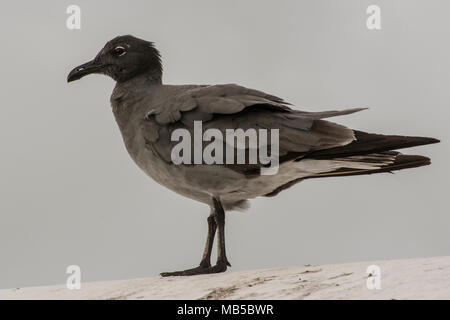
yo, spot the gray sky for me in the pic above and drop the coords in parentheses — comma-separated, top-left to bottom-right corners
(0, 0, 449, 289)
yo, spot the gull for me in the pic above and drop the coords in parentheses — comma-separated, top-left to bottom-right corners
(68, 35, 439, 276)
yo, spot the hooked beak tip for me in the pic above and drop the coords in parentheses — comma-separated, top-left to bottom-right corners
(67, 60, 103, 83)
(67, 72, 79, 83)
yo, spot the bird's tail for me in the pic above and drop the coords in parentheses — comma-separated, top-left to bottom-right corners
(303, 130, 439, 179)
(306, 151, 431, 179)
(264, 131, 439, 197)
(306, 130, 440, 160)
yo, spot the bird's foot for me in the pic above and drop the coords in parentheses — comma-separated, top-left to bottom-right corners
(160, 261, 229, 277)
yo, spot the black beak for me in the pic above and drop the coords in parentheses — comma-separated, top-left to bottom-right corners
(67, 60, 105, 82)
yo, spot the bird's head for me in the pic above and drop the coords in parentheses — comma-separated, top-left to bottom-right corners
(67, 35, 162, 83)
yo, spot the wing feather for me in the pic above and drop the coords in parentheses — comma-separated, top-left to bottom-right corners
(143, 84, 364, 172)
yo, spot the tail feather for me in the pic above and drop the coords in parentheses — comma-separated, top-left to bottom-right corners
(265, 151, 432, 197)
(306, 130, 439, 160)
(308, 152, 431, 179)
(264, 130, 439, 198)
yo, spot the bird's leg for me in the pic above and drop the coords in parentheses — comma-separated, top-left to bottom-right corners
(160, 198, 231, 277)
(199, 209, 217, 268)
(212, 197, 231, 268)
(160, 211, 216, 277)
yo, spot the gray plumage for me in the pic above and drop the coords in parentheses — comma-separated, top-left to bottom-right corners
(111, 80, 367, 210)
(68, 35, 439, 276)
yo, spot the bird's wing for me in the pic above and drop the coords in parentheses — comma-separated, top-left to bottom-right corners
(150, 83, 291, 124)
(142, 84, 365, 173)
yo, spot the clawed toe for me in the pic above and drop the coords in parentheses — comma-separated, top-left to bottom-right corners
(160, 262, 228, 277)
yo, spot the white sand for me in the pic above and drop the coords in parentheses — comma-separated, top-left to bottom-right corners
(1, 256, 449, 300)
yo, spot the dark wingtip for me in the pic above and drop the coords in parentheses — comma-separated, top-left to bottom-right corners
(427, 137, 440, 144)
(412, 136, 440, 147)
(394, 154, 431, 167)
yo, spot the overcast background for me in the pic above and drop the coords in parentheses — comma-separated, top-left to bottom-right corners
(0, 0, 448, 289)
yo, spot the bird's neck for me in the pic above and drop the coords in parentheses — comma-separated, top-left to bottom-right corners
(119, 70, 162, 86)
(110, 72, 162, 132)
(112, 72, 162, 101)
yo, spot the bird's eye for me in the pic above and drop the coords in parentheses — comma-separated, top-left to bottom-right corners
(113, 46, 126, 56)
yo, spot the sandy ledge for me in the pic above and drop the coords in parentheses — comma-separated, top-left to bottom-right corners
(1, 256, 449, 300)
